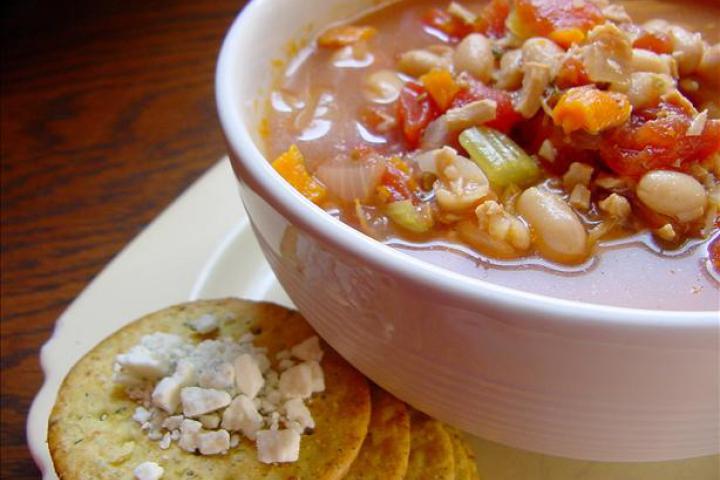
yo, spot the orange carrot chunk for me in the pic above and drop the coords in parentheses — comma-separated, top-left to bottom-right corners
(317, 25, 377, 48)
(420, 69, 460, 111)
(272, 145, 327, 204)
(552, 86, 632, 135)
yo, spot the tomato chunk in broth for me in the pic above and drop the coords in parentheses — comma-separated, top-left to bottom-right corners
(265, 0, 720, 311)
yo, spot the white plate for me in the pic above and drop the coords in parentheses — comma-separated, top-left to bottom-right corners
(28, 158, 719, 479)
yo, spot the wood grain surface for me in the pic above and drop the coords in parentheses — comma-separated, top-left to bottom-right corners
(1, 0, 247, 476)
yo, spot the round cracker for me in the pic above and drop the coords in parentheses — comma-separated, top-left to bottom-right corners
(448, 427, 481, 480)
(48, 299, 371, 480)
(405, 411, 455, 480)
(344, 387, 410, 480)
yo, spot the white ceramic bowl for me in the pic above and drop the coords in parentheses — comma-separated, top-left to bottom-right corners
(216, 0, 719, 462)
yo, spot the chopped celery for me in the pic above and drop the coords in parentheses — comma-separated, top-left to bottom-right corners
(459, 127, 539, 188)
(385, 200, 434, 233)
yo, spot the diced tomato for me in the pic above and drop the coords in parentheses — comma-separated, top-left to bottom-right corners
(517, 114, 599, 175)
(513, 0, 603, 38)
(377, 158, 416, 203)
(555, 56, 591, 89)
(633, 29, 673, 54)
(422, 7, 474, 42)
(709, 236, 720, 275)
(397, 82, 441, 149)
(476, 0, 511, 38)
(600, 102, 720, 177)
(450, 76, 522, 133)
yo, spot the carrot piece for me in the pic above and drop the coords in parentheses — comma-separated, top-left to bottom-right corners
(420, 69, 460, 111)
(317, 25, 377, 48)
(552, 86, 631, 135)
(271, 145, 327, 204)
(548, 27, 585, 48)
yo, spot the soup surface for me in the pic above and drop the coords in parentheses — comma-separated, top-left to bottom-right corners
(265, 0, 720, 310)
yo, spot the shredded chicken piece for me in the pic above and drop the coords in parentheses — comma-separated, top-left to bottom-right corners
(686, 110, 708, 136)
(563, 162, 594, 191)
(582, 22, 633, 87)
(444, 99, 497, 131)
(398, 49, 451, 77)
(447, 2, 477, 24)
(569, 184, 592, 211)
(602, 4, 631, 24)
(538, 139, 557, 162)
(514, 62, 551, 119)
(475, 201, 531, 250)
(599, 193, 632, 220)
(595, 174, 627, 191)
(494, 49, 524, 90)
(655, 224, 677, 241)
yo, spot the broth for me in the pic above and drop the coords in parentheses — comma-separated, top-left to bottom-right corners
(265, 0, 720, 311)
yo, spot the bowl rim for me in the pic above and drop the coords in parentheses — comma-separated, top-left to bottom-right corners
(215, 0, 717, 330)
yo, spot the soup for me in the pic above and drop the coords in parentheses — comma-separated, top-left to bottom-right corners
(264, 0, 720, 310)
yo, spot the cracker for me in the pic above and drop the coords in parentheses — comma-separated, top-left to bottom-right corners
(404, 411, 455, 480)
(344, 387, 410, 480)
(48, 299, 371, 480)
(448, 426, 481, 480)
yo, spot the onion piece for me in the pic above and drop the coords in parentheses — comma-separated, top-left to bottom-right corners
(315, 156, 386, 203)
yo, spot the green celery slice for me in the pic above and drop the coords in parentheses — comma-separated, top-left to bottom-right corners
(385, 200, 433, 233)
(459, 126, 539, 188)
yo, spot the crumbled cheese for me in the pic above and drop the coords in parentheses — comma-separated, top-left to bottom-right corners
(133, 406, 152, 424)
(189, 314, 219, 334)
(198, 361, 235, 390)
(114, 333, 192, 385)
(115, 330, 324, 463)
(221, 394, 263, 439)
(197, 430, 230, 455)
(234, 354, 265, 399)
(198, 414, 221, 429)
(178, 419, 203, 453)
(289, 336, 324, 363)
(307, 361, 325, 393)
(161, 415, 183, 431)
(181, 387, 232, 417)
(256, 429, 301, 464)
(158, 433, 172, 450)
(279, 363, 315, 399)
(594, 174, 627, 191)
(284, 398, 315, 432)
(134, 461, 164, 480)
(152, 360, 195, 413)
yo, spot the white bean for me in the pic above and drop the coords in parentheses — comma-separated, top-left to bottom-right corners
(636, 170, 707, 222)
(521, 37, 564, 77)
(398, 49, 448, 77)
(453, 33, 494, 83)
(669, 26, 704, 75)
(363, 70, 404, 104)
(517, 187, 588, 264)
(621, 72, 675, 109)
(434, 148, 491, 211)
(631, 49, 676, 76)
(495, 49, 523, 89)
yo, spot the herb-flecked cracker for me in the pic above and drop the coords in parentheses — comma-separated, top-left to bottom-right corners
(48, 299, 371, 480)
(404, 411, 455, 480)
(344, 387, 410, 480)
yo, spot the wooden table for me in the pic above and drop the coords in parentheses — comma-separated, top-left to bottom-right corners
(1, 1, 246, 476)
